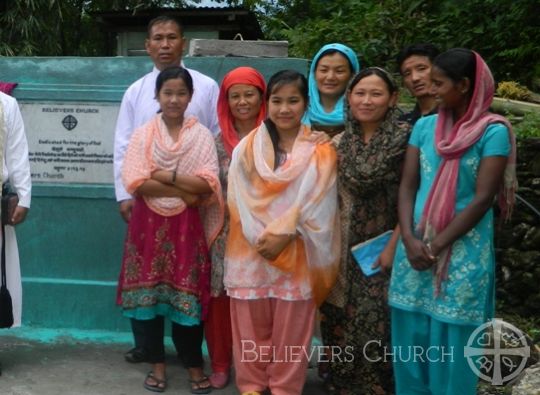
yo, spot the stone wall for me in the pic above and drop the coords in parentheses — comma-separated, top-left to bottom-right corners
(496, 138, 540, 316)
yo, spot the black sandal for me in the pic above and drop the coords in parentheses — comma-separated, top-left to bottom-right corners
(143, 371, 167, 393)
(189, 375, 212, 394)
(125, 347, 149, 363)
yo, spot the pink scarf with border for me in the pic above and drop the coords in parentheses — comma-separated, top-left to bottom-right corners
(122, 114, 224, 246)
(417, 52, 517, 295)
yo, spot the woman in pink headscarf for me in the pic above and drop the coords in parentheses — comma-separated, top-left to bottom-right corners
(206, 66, 266, 389)
(389, 49, 517, 395)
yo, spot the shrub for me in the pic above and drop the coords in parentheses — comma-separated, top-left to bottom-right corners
(497, 81, 532, 101)
(514, 111, 540, 139)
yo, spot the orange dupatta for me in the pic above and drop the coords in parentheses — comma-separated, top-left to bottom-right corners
(225, 122, 340, 305)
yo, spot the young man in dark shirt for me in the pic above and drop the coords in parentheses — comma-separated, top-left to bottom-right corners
(397, 43, 440, 125)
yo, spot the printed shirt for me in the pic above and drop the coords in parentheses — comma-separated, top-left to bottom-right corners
(389, 115, 511, 325)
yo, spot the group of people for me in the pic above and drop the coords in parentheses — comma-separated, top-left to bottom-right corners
(112, 15, 516, 395)
(0, 12, 515, 395)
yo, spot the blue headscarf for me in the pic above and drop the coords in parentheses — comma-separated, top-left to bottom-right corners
(305, 43, 360, 127)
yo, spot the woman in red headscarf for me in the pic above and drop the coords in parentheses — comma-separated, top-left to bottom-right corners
(205, 66, 266, 389)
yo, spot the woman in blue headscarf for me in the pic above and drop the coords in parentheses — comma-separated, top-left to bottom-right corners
(306, 43, 360, 137)
(305, 42, 360, 385)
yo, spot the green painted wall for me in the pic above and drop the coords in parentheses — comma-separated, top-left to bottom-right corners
(0, 56, 309, 332)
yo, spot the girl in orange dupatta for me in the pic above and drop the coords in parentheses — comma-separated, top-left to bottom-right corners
(205, 66, 266, 389)
(117, 67, 223, 394)
(224, 70, 340, 395)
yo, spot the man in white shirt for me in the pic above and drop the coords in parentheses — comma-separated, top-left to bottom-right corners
(113, 15, 219, 364)
(0, 91, 31, 340)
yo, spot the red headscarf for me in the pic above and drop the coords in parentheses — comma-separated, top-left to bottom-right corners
(418, 51, 517, 295)
(217, 67, 266, 157)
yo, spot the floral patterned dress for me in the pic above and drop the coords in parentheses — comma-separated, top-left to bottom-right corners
(117, 200, 211, 325)
(320, 108, 410, 395)
(210, 136, 230, 296)
(117, 116, 222, 326)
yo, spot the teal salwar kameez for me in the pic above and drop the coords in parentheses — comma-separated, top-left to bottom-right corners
(390, 308, 479, 395)
(388, 115, 511, 395)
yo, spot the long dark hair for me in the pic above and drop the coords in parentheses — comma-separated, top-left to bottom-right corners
(348, 67, 398, 95)
(265, 70, 308, 169)
(154, 67, 193, 115)
(155, 66, 193, 96)
(433, 48, 476, 93)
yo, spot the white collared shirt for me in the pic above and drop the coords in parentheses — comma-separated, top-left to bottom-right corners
(0, 92, 31, 208)
(113, 65, 220, 201)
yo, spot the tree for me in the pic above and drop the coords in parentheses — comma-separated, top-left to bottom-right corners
(0, 0, 198, 56)
(240, 0, 540, 86)
(2, 0, 538, 86)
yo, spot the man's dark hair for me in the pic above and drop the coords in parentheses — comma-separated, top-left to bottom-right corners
(396, 43, 440, 73)
(147, 15, 183, 37)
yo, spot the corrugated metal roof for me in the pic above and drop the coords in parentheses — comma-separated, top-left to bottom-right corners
(185, 0, 232, 8)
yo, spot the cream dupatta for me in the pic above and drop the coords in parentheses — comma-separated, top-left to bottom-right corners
(225, 122, 340, 305)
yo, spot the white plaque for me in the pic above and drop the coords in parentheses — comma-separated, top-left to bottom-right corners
(20, 102, 119, 184)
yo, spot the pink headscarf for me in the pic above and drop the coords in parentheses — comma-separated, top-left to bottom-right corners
(417, 51, 517, 295)
(217, 67, 266, 157)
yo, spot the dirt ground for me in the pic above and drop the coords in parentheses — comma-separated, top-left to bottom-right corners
(0, 330, 327, 395)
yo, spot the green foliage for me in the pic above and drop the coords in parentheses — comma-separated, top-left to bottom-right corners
(497, 308, 540, 344)
(2, 0, 539, 88)
(425, 0, 539, 85)
(0, 0, 195, 56)
(496, 81, 532, 101)
(251, 0, 441, 67)
(246, 0, 540, 87)
(513, 111, 540, 139)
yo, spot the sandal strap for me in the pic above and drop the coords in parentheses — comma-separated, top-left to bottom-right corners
(190, 375, 210, 384)
(145, 371, 167, 388)
(189, 375, 212, 394)
(147, 372, 167, 384)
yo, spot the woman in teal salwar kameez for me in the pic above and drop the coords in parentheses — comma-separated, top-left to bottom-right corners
(388, 49, 517, 395)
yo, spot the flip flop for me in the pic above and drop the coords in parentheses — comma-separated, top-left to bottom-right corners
(189, 375, 212, 394)
(144, 371, 167, 393)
